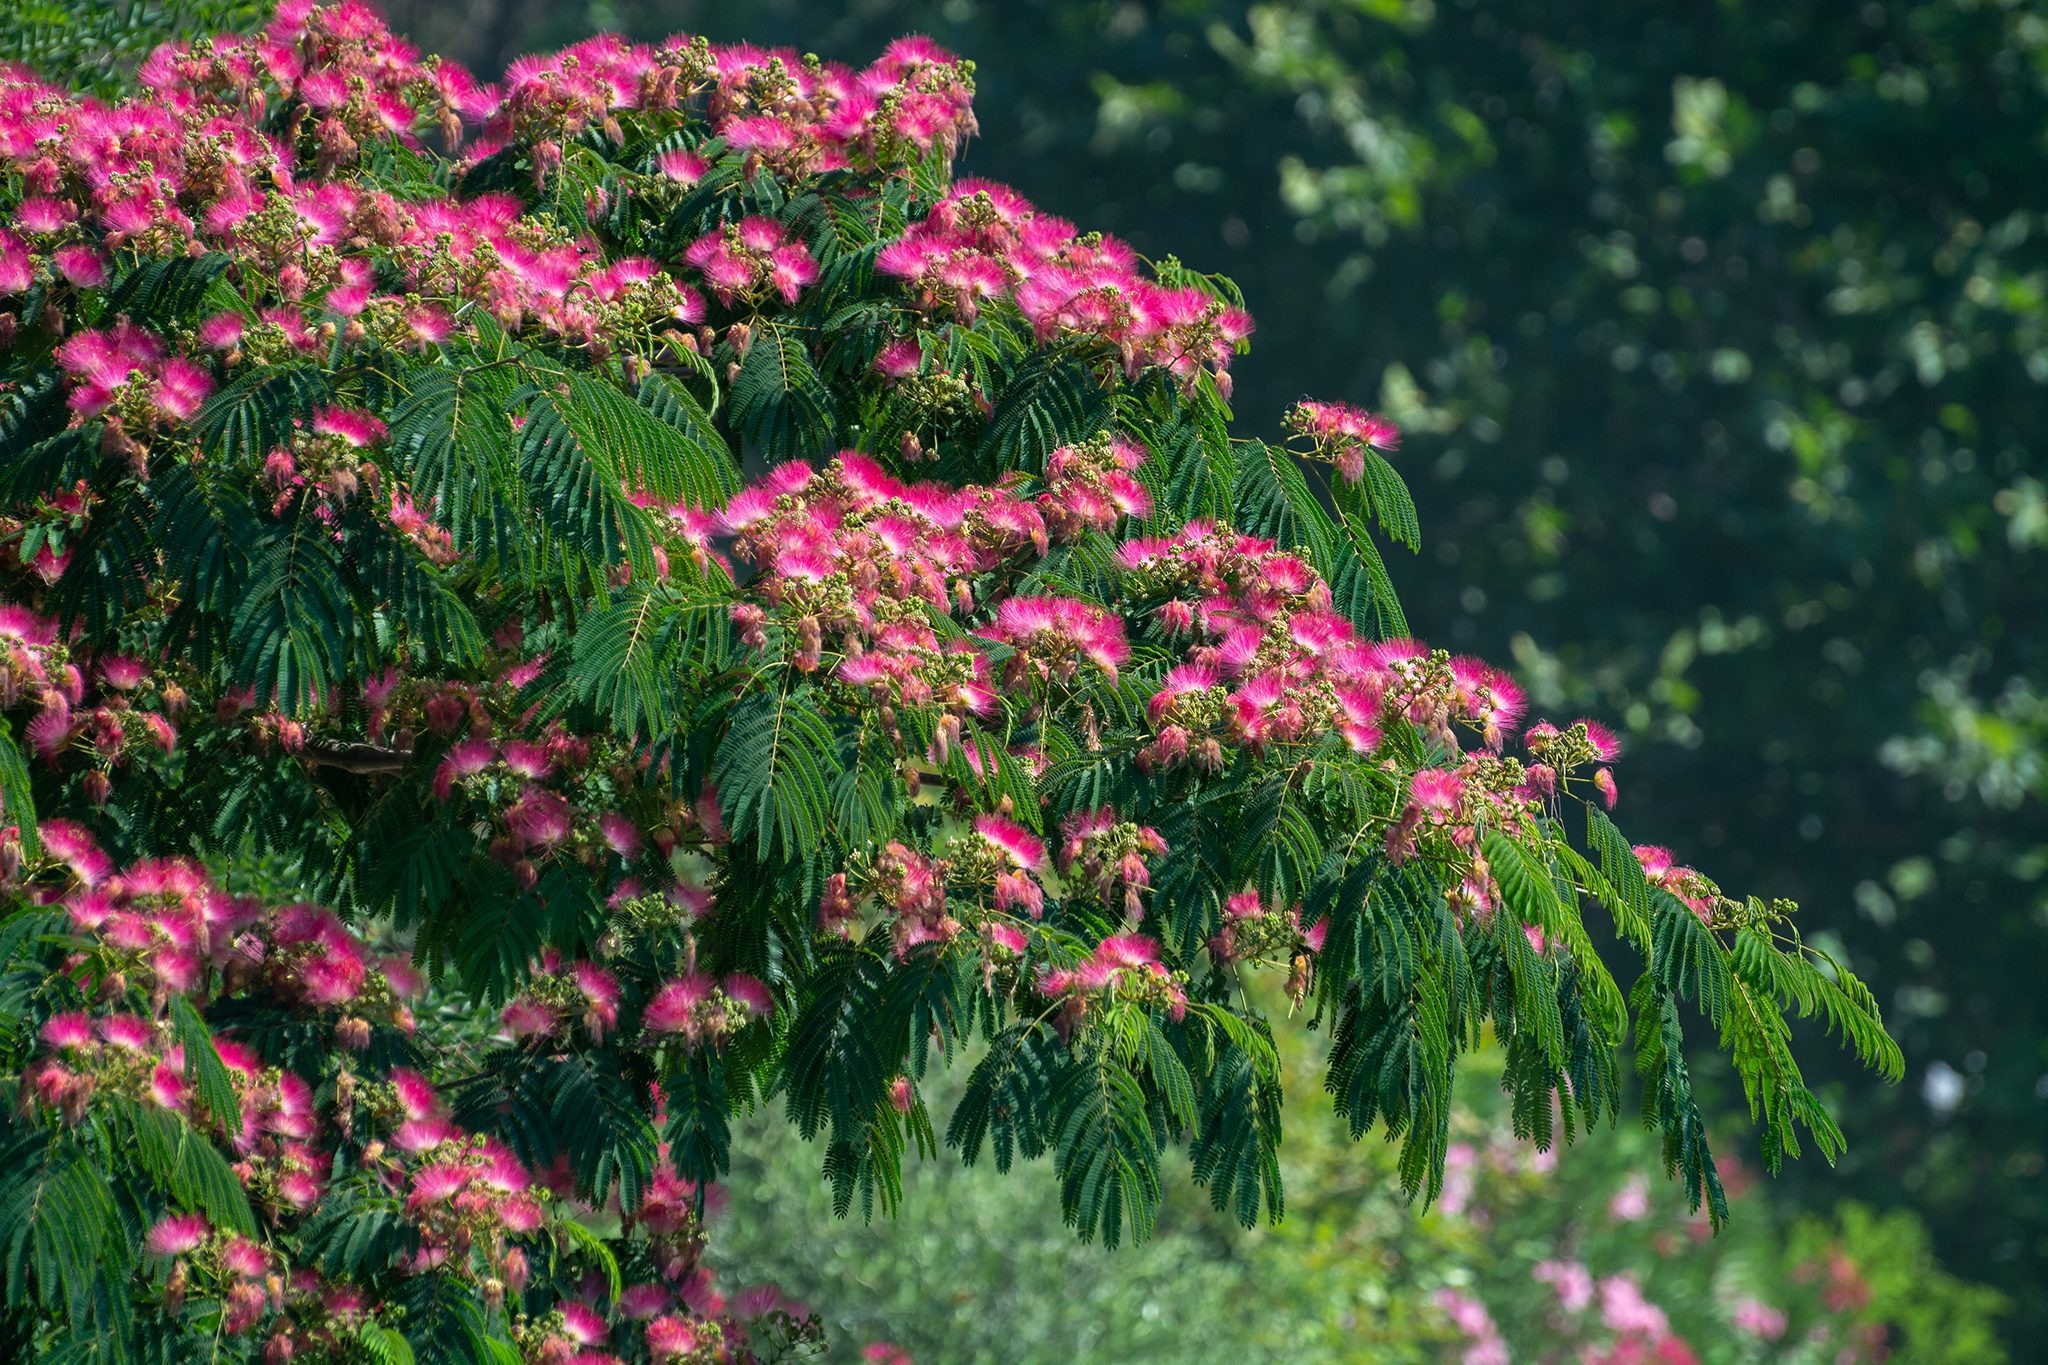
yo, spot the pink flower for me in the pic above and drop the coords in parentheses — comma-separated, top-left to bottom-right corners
(0, 229, 31, 296)
(643, 973, 715, 1034)
(145, 1213, 210, 1256)
(646, 1314, 703, 1361)
(433, 738, 496, 800)
(1608, 1171, 1651, 1221)
(619, 1282, 671, 1319)
(983, 922, 1027, 955)
(1731, 1298, 1787, 1340)
(503, 787, 572, 849)
(408, 1162, 470, 1207)
(502, 997, 560, 1040)
(39, 1012, 94, 1051)
(98, 1014, 154, 1050)
(874, 337, 923, 377)
(598, 811, 642, 857)
(657, 149, 709, 184)
(152, 358, 213, 422)
(1598, 1274, 1670, 1338)
(198, 314, 246, 350)
(722, 973, 773, 1018)
(394, 1118, 457, 1153)
(52, 245, 109, 288)
(559, 1302, 608, 1345)
(1578, 719, 1622, 761)
(221, 1237, 269, 1279)
(149, 1064, 188, 1111)
(1534, 1258, 1596, 1313)
(1409, 768, 1464, 814)
(973, 813, 1045, 873)
(501, 740, 551, 779)
(389, 1067, 443, 1122)
(311, 406, 387, 449)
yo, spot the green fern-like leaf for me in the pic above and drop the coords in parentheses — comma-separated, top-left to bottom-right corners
(1189, 1037, 1285, 1228)
(979, 350, 1110, 475)
(1333, 446, 1421, 552)
(232, 522, 354, 710)
(712, 686, 840, 859)
(192, 363, 331, 465)
(948, 1023, 1060, 1173)
(1050, 1050, 1162, 1248)
(1631, 974, 1732, 1228)
(518, 379, 659, 590)
(102, 252, 235, 321)
(385, 362, 526, 570)
(569, 576, 732, 741)
(0, 723, 36, 856)
(730, 326, 839, 461)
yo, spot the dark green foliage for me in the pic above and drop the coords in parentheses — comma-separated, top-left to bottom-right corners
(730, 326, 840, 460)
(1049, 1050, 1161, 1247)
(714, 687, 842, 861)
(979, 352, 1111, 476)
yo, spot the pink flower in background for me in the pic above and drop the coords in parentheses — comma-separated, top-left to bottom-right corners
(1731, 1298, 1787, 1340)
(1609, 1172, 1652, 1222)
(1598, 1273, 1670, 1338)
(1534, 1258, 1596, 1313)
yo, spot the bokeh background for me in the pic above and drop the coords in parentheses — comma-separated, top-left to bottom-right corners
(7, 1, 2044, 1358)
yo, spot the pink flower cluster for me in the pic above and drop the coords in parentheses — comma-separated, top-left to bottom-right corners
(818, 814, 1060, 961)
(483, 28, 975, 180)
(1433, 1287, 1509, 1365)
(423, 700, 716, 904)
(685, 217, 819, 307)
(880, 179, 1253, 392)
(0, 602, 182, 804)
(364, 1068, 549, 1303)
(1121, 524, 1524, 758)
(1585, 1274, 1700, 1365)
(1116, 521, 1643, 925)
(720, 455, 1026, 709)
(982, 594, 1130, 690)
(1039, 933, 1188, 1034)
(30, 828, 406, 1038)
(974, 813, 1049, 921)
(1633, 844, 1723, 925)
(642, 969, 774, 1048)
(501, 949, 623, 1044)
(1037, 437, 1153, 539)
(514, 1127, 820, 1364)
(1515, 1261, 1703, 1365)
(1285, 398, 1400, 484)
(33, 999, 330, 1224)
(713, 33, 978, 173)
(1057, 808, 1168, 922)
(819, 840, 953, 956)
(142, 1210, 372, 1345)
(52, 322, 212, 426)
(1209, 889, 1328, 972)
(717, 445, 1162, 727)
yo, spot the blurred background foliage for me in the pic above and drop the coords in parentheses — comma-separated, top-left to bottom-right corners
(711, 1004, 2006, 1363)
(6, 0, 2044, 1355)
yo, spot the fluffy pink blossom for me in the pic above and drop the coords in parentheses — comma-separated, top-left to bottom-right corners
(643, 973, 716, 1034)
(973, 813, 1045, 873)
(145, 1213, 209, 1256)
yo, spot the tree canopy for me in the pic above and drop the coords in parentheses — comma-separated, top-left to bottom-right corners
(0, 2, 1906, 1360)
